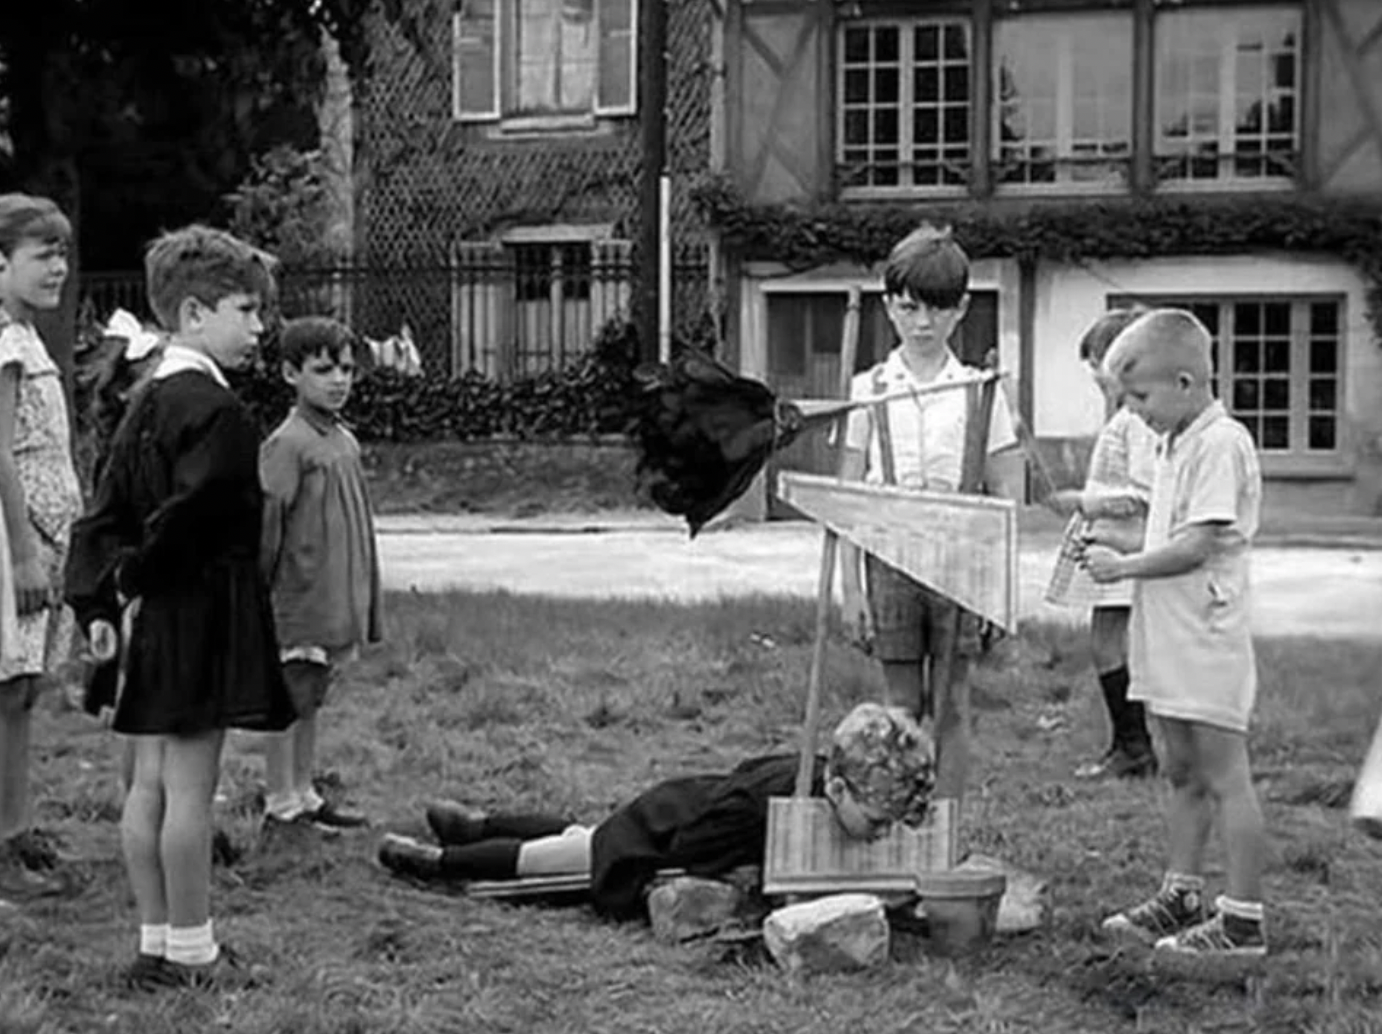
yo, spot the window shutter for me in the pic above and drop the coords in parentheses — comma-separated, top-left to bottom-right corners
(452, 241, 513, 377)
(594, 0, 636, 115)
(454, 0, 500, 121)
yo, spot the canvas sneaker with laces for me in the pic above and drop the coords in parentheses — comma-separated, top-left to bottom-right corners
(1154, 898, 1267, 959)
(1101, 878, 1209, 946)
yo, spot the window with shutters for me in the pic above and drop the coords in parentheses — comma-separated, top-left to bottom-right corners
(453, 0, 636, 129)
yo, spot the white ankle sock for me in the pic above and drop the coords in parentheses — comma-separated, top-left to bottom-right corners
(265, 790, 304, 821)
(165, 921, 219, 966)
(1218, 896, 1264, 922)
(300, 785, 326, 814)
(139, 923, 168, 958)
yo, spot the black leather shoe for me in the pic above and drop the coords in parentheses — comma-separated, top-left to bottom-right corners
(378, 834, 444, 880)
(425, 801, 486, 846)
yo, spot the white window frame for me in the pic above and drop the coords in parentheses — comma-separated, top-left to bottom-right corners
(992, 12, 1134, 195)
(836, 17, 973, 198)
(1112, 294, 1346, 473)
(452, 0, 637, 130)
(1152, 5, 1302, 191)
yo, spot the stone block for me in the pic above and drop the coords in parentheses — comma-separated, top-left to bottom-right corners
(647, 876, 745, 945)
(762, 893, 889, 975)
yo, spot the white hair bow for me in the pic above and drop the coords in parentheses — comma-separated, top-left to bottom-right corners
(104, 309, 163, 361)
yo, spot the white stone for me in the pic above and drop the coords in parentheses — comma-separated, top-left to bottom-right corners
(762, 893, 889, 975)
(647, 877, 744, 945)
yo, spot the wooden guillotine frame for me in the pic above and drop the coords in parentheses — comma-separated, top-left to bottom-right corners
(762, 288, 1019, 898)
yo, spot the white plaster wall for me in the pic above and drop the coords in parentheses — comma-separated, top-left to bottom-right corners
(1033, 254, 1380, 442)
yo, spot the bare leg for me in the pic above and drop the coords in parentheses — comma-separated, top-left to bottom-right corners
(0, 682, 34, 839)
(159, 729, 225, 928)
(932, 656, 971, 803)
(264, 724, 297, 817)
(515, 826, 593, 877)
(1160, 718, 1213, 877)
(1196, 724, 1265, 901)
(122, 736, 169, 928)
(292, 713, 317, 804)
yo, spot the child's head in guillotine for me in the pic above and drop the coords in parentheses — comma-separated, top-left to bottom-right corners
(1103, 308, 1215, 437)
(145, 225, 278, 371)
(823, 702, 935, 840)
(882, 224, 970, 358)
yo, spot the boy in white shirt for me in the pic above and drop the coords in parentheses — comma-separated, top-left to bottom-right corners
(839, 226, 1024, 802)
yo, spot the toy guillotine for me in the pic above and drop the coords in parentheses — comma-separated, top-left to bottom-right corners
(761, 287, 1019, 897)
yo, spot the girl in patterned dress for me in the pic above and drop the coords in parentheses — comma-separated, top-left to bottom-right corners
(0, 195, 85, 902)
(1043, 307, 1159, 780)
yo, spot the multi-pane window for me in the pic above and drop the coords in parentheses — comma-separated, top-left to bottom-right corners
(1154, 7, 1300, 183)
(1114, 297, 1342, 455)
(838, 20, 971, 190)
(454, 0, 636, 122)
(994, 14, 1133, 188)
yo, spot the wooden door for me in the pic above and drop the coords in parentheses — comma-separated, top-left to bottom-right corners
(765, 290, 999, 519)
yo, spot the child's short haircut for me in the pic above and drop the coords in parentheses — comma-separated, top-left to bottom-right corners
(0, 194, 72, 257)
(882, 224, 969, 310)
(280, 316, 360, 370)
(1078, 305, 1149, 366)
(1105, 308, 1213, 384)
(145, 225, 278, 331)
(828, 702, 935, 827)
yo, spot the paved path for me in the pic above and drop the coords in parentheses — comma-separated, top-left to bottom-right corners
(375, 514, 1382, 639)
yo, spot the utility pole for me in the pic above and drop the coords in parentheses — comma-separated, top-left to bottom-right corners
(635, 0, 667, 366)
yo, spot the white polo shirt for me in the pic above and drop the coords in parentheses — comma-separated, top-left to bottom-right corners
(842, 348, 1017, 491)
(1129, 401, 1262, 732)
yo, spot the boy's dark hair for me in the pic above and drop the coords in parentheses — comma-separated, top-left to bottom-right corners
(280, 316, 360, 369)
(145, 224, 278, 331)
(882, 224, 969, 309)
(1078, 305, 1148, 365)
(0, 194, 71, 257)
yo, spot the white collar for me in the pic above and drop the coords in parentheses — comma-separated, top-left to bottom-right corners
(881, 347, 965, 386)
(154, 344, 229, 389)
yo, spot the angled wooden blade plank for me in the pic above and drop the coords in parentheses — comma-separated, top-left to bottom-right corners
(777, 473, 1019, 631)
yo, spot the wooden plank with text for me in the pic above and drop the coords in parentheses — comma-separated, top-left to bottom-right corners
(776, 472, 1020, 632)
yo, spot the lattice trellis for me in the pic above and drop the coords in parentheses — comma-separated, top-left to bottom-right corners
(354, 0, 716, 373)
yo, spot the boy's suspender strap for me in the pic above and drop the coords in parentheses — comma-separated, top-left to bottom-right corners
(871, 367, 898, 486)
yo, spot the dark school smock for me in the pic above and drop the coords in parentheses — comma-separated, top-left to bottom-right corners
(65, 352, 294, 736)
(589, 753, 826, 920)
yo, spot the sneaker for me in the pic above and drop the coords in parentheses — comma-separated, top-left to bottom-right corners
(123, 954, 176, 992)
(425, 801, 487, 846)
(306, 801, 368, 830)
(1076, 746, 1157, 780)
(1154, 903, 1267, 960)
(1074, 746, 1118, 780)
(378, 833, 444, 881)
(262, 812, 341, 841)
(1101, 880, 1210, 946)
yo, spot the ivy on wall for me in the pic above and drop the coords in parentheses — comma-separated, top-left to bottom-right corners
(691, 176, 1382, 340)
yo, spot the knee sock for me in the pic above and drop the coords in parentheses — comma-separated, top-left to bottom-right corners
(482, 814, 570, 841)
(1094, 671, 1149, 752)
(441, 838, 522, 881)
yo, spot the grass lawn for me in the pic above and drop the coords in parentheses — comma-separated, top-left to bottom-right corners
(4, 591, 1381, 1034)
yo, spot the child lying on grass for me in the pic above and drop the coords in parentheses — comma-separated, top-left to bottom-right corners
(378, 702, 934, 921)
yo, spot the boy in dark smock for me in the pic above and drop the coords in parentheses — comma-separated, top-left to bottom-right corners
(64, 226, 294, 989)
(379, 702, 934, 921)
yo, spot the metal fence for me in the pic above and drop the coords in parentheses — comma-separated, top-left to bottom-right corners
(80, 247, 712, 379)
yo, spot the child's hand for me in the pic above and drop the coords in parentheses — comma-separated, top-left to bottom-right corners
(88, 619, 119, 663)
(14, 557, 52, 616)
(1081, 545, 1126, 584)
